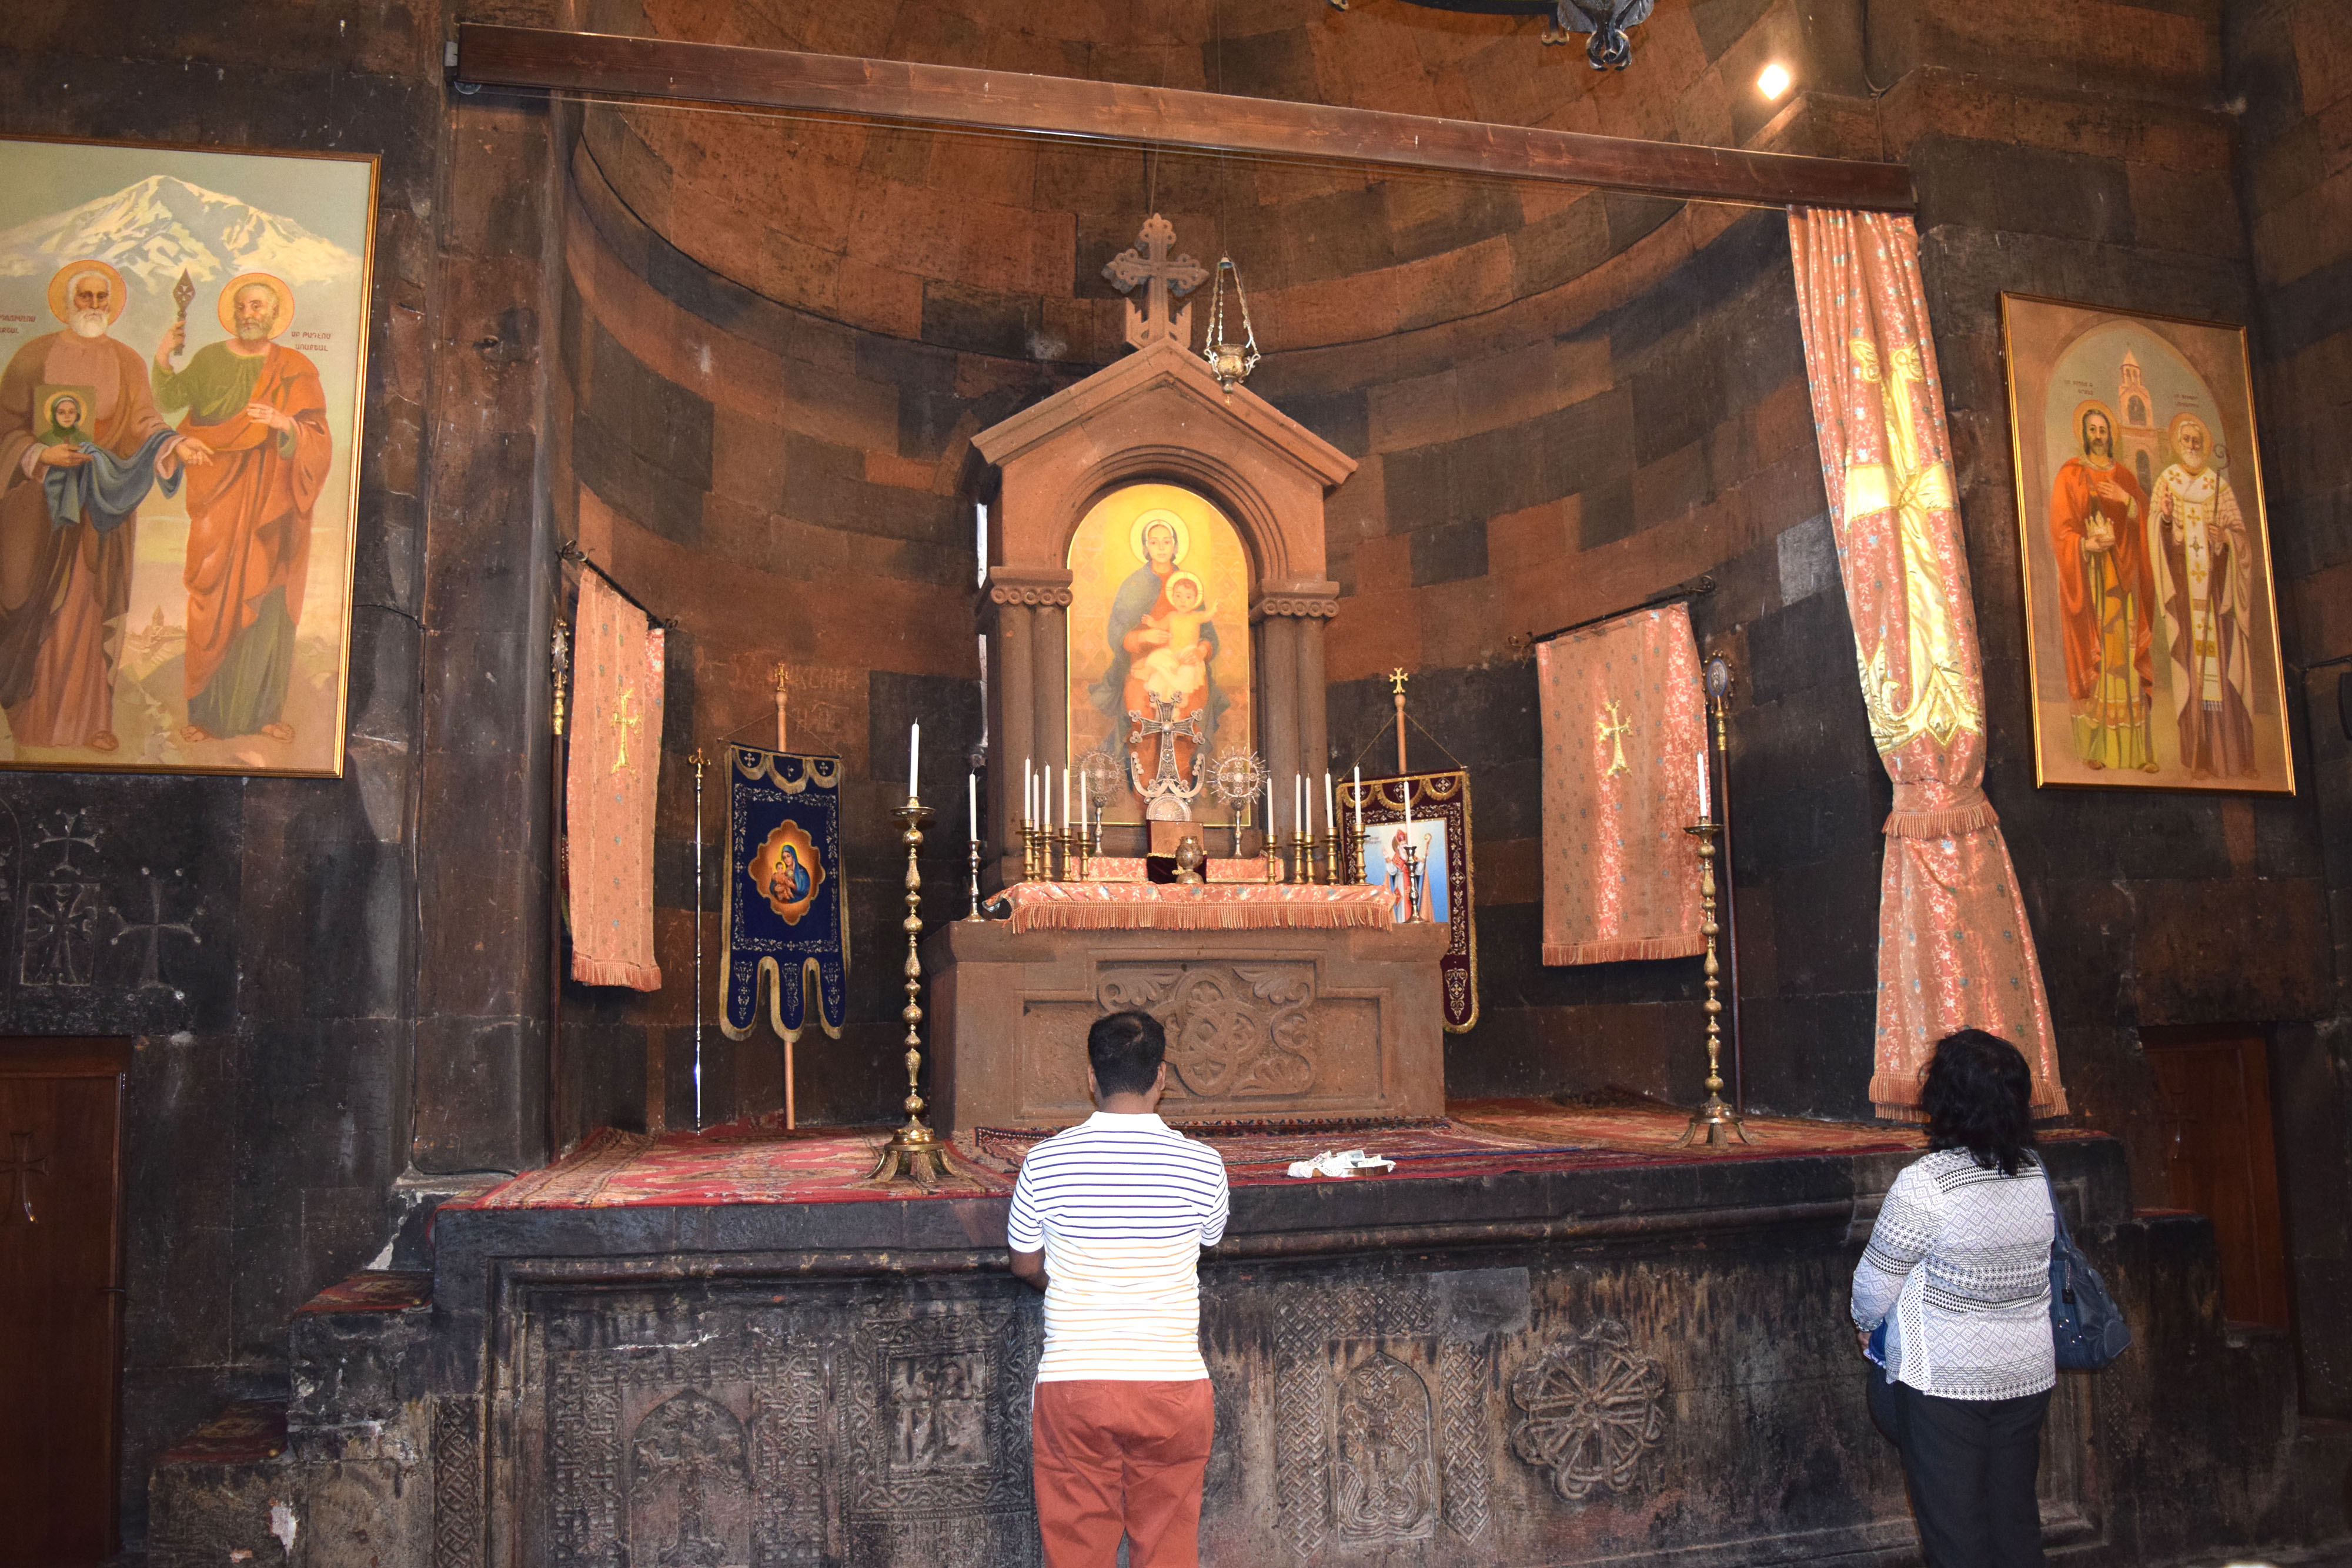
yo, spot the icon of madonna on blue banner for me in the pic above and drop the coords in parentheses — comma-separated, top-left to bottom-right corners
(720, 747, 848, 1043)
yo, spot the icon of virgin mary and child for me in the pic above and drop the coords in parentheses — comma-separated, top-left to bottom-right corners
(1090, 509, 1228, 817)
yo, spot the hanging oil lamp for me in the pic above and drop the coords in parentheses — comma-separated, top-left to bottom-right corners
(1201, 257, 1259, 396)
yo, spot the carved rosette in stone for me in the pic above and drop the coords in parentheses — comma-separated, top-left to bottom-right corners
(1097, 964, 1317, 1098)
(1508, 1319, 1668, 1503)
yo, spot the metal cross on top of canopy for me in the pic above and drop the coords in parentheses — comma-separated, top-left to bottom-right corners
(1103, 215, 1210, 351)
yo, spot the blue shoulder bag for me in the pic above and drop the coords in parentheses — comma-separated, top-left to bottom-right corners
(2044, 1169, 2132, 1371)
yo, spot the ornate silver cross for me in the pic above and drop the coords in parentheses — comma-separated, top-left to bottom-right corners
(1127, 697, 1205, 821)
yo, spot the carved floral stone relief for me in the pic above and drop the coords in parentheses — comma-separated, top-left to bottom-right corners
(1097, 963, 1317, 1098)
(1507, 1318, 1669, 1503)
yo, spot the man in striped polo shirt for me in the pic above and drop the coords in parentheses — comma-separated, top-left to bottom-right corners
(1008, 1009, 1230, 1566)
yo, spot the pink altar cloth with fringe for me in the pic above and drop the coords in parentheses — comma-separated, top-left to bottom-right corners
(997, 881, 1395, 934)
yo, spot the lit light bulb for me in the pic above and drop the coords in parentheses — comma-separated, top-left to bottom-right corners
(1758, 62, 1792, 100)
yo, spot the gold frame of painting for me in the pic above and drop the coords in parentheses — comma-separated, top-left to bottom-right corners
(2000, 292, 2293, 795)
(0, 132, 378, 777)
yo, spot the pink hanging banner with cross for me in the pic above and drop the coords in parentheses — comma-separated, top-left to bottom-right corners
(1537, 604, 1708, 967)
(566, 571, 666, 990)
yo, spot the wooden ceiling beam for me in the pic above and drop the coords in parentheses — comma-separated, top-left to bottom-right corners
(453, 24, 1915, 212)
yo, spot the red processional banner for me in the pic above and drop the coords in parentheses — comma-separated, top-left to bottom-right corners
(566, 571, 666, 991)
(1538, 603, 1708, 967)
(1789, 208, 2066, 1119)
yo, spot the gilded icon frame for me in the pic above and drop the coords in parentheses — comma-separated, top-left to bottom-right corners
(0, 132, 378, 777)
(2000, 292, 2293, 794)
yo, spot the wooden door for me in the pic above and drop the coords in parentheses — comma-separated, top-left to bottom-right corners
(0, 1039, 129, 1567)
(2142, 1028, 2290, 1329)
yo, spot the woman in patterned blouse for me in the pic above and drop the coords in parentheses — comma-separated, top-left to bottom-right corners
(1853, 1029, 2057, 1568)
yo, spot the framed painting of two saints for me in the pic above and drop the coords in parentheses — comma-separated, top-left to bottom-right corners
(2002, 294, 2293, 794)
(0, 133, 376, 776)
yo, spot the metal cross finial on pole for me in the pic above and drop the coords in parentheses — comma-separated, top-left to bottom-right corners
(1389, 668, 1409, 776)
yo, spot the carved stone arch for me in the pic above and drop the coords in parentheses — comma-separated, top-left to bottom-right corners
(1056, 449, 1291, 587)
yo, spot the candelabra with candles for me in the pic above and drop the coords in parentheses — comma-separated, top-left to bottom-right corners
(1675, 818, 1749, 1147)
(871, 798, 956, 1185)
(1398, 838, 1427, 922)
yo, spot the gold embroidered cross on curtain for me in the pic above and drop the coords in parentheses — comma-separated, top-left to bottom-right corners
(1788, 208, 2067, 1120)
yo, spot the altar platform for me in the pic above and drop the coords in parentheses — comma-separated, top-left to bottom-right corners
(149, 1105, 2350, 1568)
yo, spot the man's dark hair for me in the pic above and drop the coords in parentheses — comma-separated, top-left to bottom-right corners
(1920, 1028, 2039, 1176)
(1088, 1010, 1166, 1097)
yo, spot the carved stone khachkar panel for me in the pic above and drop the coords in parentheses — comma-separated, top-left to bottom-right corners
(1508, 1319, 1669, 1503)
(431, 1398, 484, 1568)
(838, 1302, 1041, 1567)
(1098, 964, 1317, 1097)
(527, 1292, 1041, 1568)
(1273, 1279, 1492, 1559)
(542, 1320, 826, 1566)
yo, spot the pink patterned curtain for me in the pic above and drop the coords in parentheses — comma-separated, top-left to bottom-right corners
(1788, 209, 2067, 1120)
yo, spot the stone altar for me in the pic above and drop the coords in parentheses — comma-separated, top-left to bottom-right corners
(926, 908, 1449, 1136)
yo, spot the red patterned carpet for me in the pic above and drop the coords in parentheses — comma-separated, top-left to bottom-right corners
(455, 1101, 1933, 1211)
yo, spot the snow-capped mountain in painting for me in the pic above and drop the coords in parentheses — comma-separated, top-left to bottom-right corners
(0, 175, 358, 294)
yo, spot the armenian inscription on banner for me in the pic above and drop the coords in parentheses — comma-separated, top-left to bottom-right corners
(0, 133, 376, 775)
(720, 746, 848, 1044)
(1536, 604, 1707, 966)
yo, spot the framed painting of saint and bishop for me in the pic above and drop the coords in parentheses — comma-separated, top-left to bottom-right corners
(2002, 293, 2292, 794)
(0, 134, 375, 775)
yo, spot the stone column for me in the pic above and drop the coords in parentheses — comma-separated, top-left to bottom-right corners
(1033, 597, 1070, 814)
(989, 589, 1034, 886)
(1258, 609, 1301, 835)
(1254, 586, 1340, 838)
(1296, 606, 1333, 820)
(984, 569, 1072, 883)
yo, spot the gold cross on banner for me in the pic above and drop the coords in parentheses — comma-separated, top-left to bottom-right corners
(610, 684, 643, 773)
(1596, 699, 1632, 777)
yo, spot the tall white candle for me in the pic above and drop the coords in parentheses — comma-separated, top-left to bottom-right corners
(1696, 749, 1711, 821)
(1352, 765, 1363, 839)
(1025, 758, 1034, 825)
(968, 772, 978, 841)
(1324, 771, 1334, 836)
(1402, 784, 1412, 833)
(1296, 774, 1306, 837)
(1264, 775, 1274, 845)
(1063, 765, 1071, 830)
(908, 722, 920, 801)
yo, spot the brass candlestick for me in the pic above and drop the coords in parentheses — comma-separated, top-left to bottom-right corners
(1676, 821, 1749, 1147)
(964, 828, 985, 922)
(1071, 816, 1090, 882)
(1320, 832, 1339, 886)
(873, 800, 954, 1185)
(1021, 821, 1040, 882)
(1399, 841, 1425, 922)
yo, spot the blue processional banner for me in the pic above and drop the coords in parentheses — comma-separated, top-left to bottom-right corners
(720, 747, 848, 1043)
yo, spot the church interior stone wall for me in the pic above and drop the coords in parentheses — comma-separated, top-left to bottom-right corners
(3, 0, 2351, 1553)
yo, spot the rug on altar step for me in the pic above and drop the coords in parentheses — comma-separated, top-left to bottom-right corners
(455, 1100, 1945, 1212)
(456, 1119, 1008, 1209)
